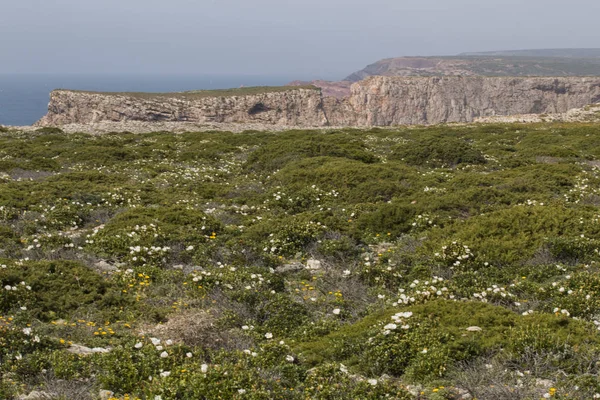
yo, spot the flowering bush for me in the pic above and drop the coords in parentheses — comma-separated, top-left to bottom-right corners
(3, 125, 600, 399)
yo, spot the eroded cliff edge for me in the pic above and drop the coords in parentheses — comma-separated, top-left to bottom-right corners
(36, 77, 600, 128)
(36, 86, 328, 127)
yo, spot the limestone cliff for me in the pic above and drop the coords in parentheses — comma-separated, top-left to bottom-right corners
(327, 76, 600, 126)
(36, 77, 600, 128)
(35, 86, 327, 127)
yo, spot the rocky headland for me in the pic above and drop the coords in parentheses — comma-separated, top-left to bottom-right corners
(33, 76, 600, 132)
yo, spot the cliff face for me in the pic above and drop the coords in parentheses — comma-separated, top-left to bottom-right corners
(326, 76, 600, 126)
(36, 87, 328, 127)
(36, 77, 600, 128)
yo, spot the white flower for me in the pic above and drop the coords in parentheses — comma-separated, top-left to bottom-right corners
(160, 371, 171, 378)
(394, 311, 413, 319)
(238, 389, 246, 394)
(332, 308, 341, 315)
(186, 245, 194, 251)
(368, 379, 378, 386)
(154, 396, 162, 400)
(159, 351, 168, 358)
(421, 348, 428, 354)
(383, 323, 397, 330)
(186, 352, 193, 358)
(265, 332, 273, 339)
(134, 342, 143, 349)
(155, 345, 163, 351)
(340, 363, 348, 373)
(285, 355, 295, 362)
(242, 325, 249, 330)
(201, 364, 208, 373)
(22, 328, 31, 336)
(151, 337, 161, 346)
(165, 339, 173, 346)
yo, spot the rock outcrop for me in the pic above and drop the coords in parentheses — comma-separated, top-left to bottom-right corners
(36, 86, 327, 127)
(36, 77, 600, 128)
(326, 76, 600, 126)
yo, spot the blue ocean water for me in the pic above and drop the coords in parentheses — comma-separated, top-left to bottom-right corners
(0, 74, 301, 126)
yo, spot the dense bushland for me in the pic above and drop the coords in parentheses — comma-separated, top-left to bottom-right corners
(1, 123, 600, 399)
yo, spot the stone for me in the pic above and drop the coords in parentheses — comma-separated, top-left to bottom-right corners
(67, 344, 110, 355)
(18, 391, 57, 400)
(275, 262, 304, 274)
(535, 378, 554, 389)
(306, 259, 322, 270)
(455, 388, 473, 400)
(94, 260, 117, 272)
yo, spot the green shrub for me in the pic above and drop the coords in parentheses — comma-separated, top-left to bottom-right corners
(273, 157, 420, 203)
(390, 135, 486, 167)
(35, 127, 64, 134)
(255, 294, 310, 337)
(303, 363, 413, 399)
(0, 260, 134, 320)
(246, 132, 378, 172)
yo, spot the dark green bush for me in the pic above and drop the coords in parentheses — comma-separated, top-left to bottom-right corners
(391, 135, 486, 167)
(35, 127, 64, 134)
(246, 132, 378, 171)
(0, 260, 133, 320)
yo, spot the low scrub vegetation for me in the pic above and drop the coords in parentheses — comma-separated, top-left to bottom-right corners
(1, 122, 600, 399)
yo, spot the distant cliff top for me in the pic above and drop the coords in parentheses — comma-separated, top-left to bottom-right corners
(58, 85, 319, 99)
(459, 48, 600, 57)
(345, 54, 600, 82)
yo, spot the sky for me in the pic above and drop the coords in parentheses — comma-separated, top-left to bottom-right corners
(1, 0, 599, 80)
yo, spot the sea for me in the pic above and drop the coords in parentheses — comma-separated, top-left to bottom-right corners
(0, 74, 303, 126)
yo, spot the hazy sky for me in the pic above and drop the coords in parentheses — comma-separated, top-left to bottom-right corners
(2, 0, 599, 79)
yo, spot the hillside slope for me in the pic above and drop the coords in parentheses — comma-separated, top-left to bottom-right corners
(459, 48, 600, 57)
(345, 55, 600, 82)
